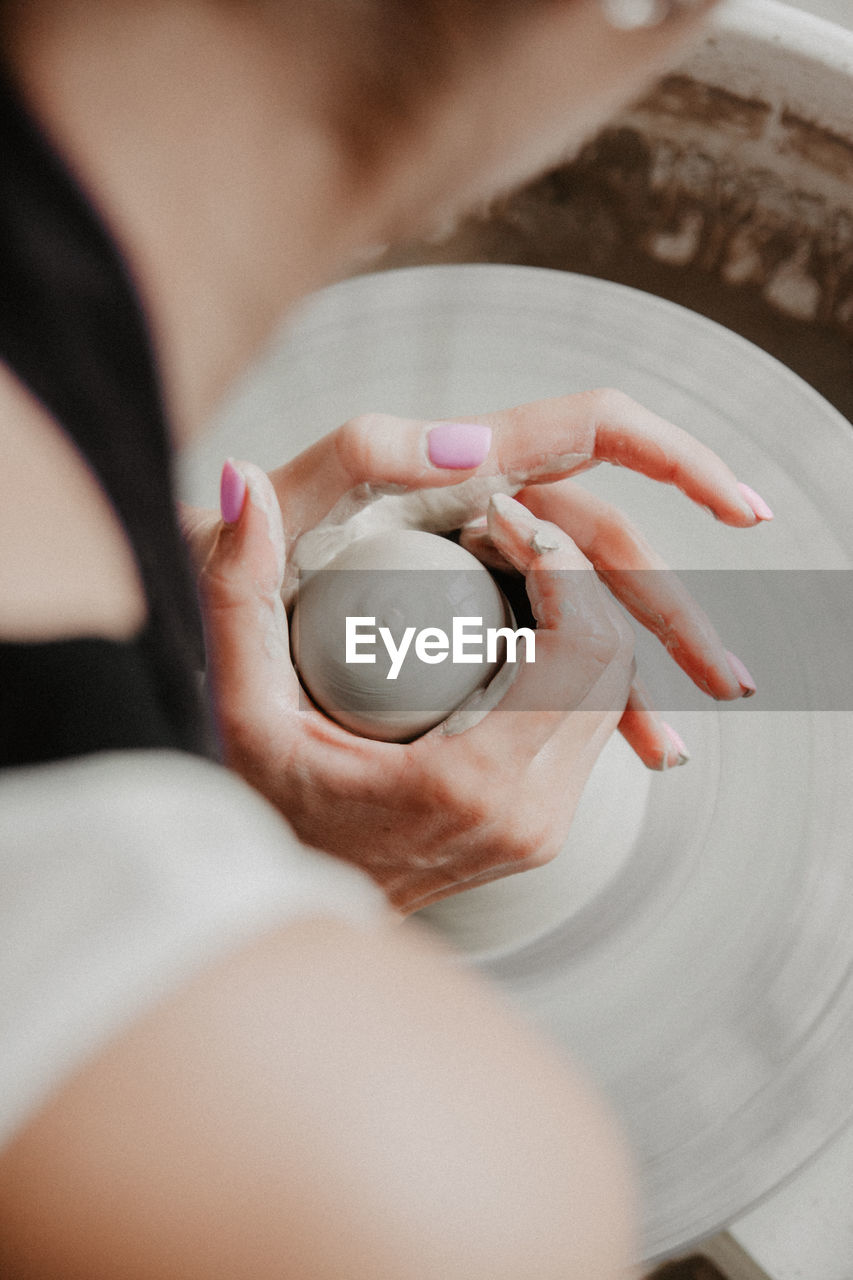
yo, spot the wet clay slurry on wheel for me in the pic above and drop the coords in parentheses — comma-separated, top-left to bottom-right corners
(381, 102, 853, 420)
(380, 7, 853, 423)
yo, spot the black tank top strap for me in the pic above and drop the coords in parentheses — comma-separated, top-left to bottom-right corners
(0, 66, 215, 764)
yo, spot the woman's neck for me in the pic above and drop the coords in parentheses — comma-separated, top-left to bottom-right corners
(2, 2, 373, 441)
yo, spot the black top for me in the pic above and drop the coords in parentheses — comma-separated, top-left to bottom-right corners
(0, 68, 215, 767)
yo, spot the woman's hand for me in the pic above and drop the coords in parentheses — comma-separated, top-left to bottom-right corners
(188, 391, 769, 912)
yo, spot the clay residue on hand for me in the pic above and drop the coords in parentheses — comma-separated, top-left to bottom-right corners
(287, 472, 527, 592)
(438, 654, 521, 737)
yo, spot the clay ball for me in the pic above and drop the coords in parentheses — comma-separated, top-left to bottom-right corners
(291, 529, 509, 741)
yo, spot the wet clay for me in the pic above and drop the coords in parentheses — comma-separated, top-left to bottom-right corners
(291, 529, 510, 741)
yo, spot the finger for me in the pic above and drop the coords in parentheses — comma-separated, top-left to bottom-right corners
(448, 494, 632, 758)
(464, 389, 772, 527)
(178, 502, 220, 573)
(268, 415, 494, 539)
(458, 517, 516, 574)
(520, 481, 755, 701)
(617, 679, 690, 771)
(200, 463, 409, 799)
(486, 492, 626, 656)
(199, 460, 302, 729)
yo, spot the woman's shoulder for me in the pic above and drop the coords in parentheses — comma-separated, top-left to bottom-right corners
(0, 360, 146, 643)
(0, 748, 387, 1151)
(0, 748, 633, 1280)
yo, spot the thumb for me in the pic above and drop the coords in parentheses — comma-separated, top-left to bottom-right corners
(199, 459, 301, 734)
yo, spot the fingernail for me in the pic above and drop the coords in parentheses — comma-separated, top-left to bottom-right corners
(488, 491, 517, 519)
(427, 422, 492, 469)
(663, 722, 690, 765)
(738, 482, 774, 522)
(726, 649, 756, 697)
(220, 458, 247, 525)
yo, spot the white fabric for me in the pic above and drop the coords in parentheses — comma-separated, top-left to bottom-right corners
(0, 750, 387, 1150)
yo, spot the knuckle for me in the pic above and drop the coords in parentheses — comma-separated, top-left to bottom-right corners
(580, 612, 635, 696)
(198, 559, 233, 605)
(589, 386, 635, 422)
(449, 777, 492, 830)
(578, 596, 634, 671)
(198, 560, 256, 614)
(604, 507, 642, 548)
(335, 413, 386, 481)
(496, 814, 552, 867)
(424, 756, 493, 830)
(526, 834, 562, 870)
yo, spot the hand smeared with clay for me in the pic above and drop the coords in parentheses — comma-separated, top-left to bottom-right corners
(187, 390, 770, 913)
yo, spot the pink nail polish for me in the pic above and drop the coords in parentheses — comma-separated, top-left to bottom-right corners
(220, 458, 247, 525)
(427, 422, 492, 469)
(726, 650, 756, 697)
(663, 722, 690, 764)
(737, 482, 774, 522)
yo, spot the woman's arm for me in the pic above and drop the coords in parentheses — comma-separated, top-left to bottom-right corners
(0, 915, 636, 1280)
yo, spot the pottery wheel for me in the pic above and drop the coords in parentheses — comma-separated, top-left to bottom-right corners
(182, 265, 853, 1262)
